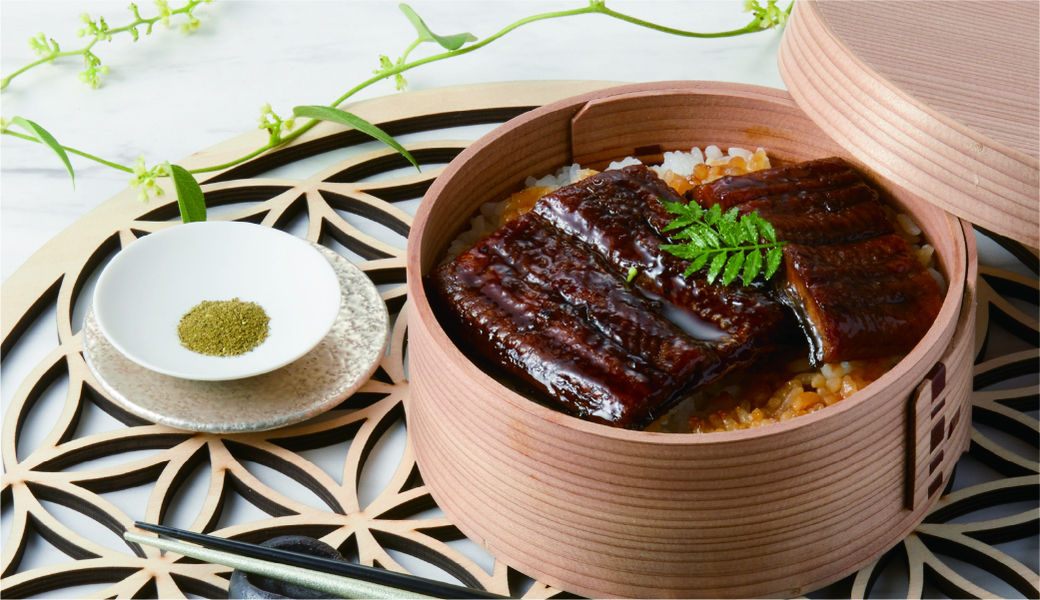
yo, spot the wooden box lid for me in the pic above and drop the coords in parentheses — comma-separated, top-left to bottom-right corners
(779, 0, 1039, 247)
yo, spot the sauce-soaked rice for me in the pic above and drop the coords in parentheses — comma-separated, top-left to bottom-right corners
(678, 355, 901, 433)
(447, 148, 942, 433)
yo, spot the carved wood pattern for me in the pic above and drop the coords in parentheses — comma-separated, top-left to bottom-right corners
(1, 82, 1037, 599)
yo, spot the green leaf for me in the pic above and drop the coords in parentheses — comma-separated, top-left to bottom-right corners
(716, 223, 736, 247)
(721, 251, 745, 285)
(687, 252, 710, 274)
(684, 251, 714, 278)
(661, 243, 699, 260)
(661, 199, 689, 215)
(756, 214, 777, 243)
(662, 200, 703, 231)
(663, 214, 697, 232)
(671, 227, 693, 241)
(719, 207, 742, 246)
(742, 248, 763, 285)
(399, 4, 476, 50)
(293, 105, 420, 171)
(673, 223, 700, 241)
(662, 196, 787, 285)
(706, 251, 728, 284)
(694, 224, 720, 247)
(705, 204, 722, 225)
(765, 246, 784, 279)
(11, 117, 74, 189)
(169, 164, 206, 223)
(741, 214, 759, 243)
(670, 228, 693, 242)
(693, 229, 715, 249)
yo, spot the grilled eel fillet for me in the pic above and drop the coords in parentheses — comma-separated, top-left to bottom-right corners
(689, 157, 944, 364)
(429, 166, 788, 428)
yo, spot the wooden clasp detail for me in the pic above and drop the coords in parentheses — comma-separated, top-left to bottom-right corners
(906, 361, 962, 510)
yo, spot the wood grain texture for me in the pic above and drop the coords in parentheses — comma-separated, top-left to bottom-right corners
(778, 0, 1039, 247)
(0, 81, 618, 600)
(407, 81, 977, 598)
(819, 1, 1039, 159)
(1, 81, 1034, 599)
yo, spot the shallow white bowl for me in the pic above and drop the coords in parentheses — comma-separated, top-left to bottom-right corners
(93, 221, 342, 381)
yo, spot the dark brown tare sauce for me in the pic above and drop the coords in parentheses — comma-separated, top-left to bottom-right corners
(428, 158, 943, 428)
(689, 157, 943, 365)
(532, 167, 791, 364)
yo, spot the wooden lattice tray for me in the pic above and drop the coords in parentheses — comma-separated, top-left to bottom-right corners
(1, 82, 1037, 599)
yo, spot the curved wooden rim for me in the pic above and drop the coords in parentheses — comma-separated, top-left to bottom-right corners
(0, 80, 618, 351)
(0, 76, 1024, 600)
(795, 1, 1037, 166)
(407, 79, 972, 445)
(778, 0, 1039, 247)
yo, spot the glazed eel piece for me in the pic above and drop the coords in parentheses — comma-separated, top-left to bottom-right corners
(532, 165, 791, 364)
(428, 210, 722, 429)
(689, 157, 944, 364)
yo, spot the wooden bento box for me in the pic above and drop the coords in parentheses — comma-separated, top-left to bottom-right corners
(405, 80, 977, 598)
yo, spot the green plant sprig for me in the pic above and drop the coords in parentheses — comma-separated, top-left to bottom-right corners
(2, 1, 210, 91)
(0, 122, 131, 173)
(660, 200, 787, 286)
(1, 0, 793, 224)
(199, 0, 794, 176)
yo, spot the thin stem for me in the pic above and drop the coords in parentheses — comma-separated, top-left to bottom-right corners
(1, 38, 98, 89)
(187, 144, 276, 174)
(189, 2, 785, 175)
(596, 4, 766, 38)
(104, 3, 196, 38)
(3, 50, 76, 89)
(707, 241, 788, 252)
(4, 1, 789, 181)
(1, 0, 203, 89)
(329, 5, 597, 109)
(2, 130, 134, 172)
(328, 1, 777, 109)
(398, 38, 422, 66)
(189, 6, 607, 177)
(188, 119, 322, 174)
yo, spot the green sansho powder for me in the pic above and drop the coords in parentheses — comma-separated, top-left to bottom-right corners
(178, 298, 270, 356)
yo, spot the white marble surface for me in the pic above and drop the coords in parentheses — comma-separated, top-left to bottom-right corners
(0, 3, 789, 596)
(2, 2, 1036, 598)
(1, 0, 787, 283)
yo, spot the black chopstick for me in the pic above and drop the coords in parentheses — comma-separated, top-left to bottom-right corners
(133, 521, 510, 599)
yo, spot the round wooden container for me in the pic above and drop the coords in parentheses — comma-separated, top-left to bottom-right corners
(405, 81, 977, 598)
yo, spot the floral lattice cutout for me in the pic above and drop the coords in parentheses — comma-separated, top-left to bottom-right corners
(2, 83, 1037, 599)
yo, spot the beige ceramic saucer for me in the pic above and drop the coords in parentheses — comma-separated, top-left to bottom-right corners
(83, 244, 389, 433)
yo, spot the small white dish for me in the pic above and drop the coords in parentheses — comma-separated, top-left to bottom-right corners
(93, 221, 342, 381)
(83, 244, 389, 433)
